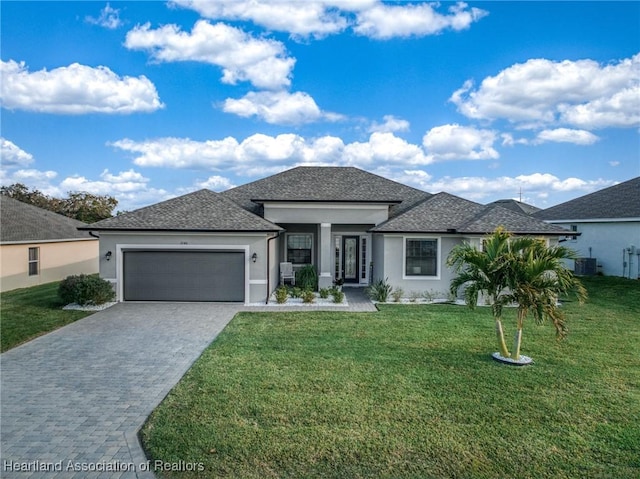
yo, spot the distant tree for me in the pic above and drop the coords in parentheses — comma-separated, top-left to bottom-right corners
(0, 183, 117, 223)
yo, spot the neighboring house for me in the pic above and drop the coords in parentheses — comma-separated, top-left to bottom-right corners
(82, 167, 570, 304)
(0, 196, 99, 292)
(535, 177, 640, 279)
(487, 199, 541, 216)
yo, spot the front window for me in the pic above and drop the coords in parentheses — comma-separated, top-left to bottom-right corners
(405, 238, 437, 276)
(287, 234, 313, 265)
(28, 247, 39, 276)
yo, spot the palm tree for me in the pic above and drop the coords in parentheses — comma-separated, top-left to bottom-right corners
(447, 228, 513, 358)
(504, 238, 588, 360)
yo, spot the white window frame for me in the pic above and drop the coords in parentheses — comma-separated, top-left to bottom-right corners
(403, 236, 441, 280)
(285, 233, 314, 266)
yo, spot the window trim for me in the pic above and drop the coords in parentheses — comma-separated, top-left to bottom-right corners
(285, 233, 314, 266)
(402, 236, 440, 280)
(28, 247, 40, 276)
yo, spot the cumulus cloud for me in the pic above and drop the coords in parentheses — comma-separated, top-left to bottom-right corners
(369, 115, 410, 133)
(171, 0, 487, 40)
(222, 90, 343, 125)
(193, 175, 237, 191)
(1, 138, 34, 168)
(85, 3, 123, 29)
(422, 124, 498, 161)
(353, 1, 488, 39)
(0, 60, 163, 114)
(450, 53, 640, 130)
(535, 128, 599, 145)
(124, 20, 295, 90)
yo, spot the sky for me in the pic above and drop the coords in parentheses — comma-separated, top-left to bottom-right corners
(1, 1, 639, 212)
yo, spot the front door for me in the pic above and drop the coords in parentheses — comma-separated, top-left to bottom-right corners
(342, 236, 359, 284)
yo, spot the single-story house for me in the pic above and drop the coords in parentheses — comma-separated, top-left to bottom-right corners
(0, 195, 99, 292)
(534, 176, 640, 279)
(81, 167, 570, 304)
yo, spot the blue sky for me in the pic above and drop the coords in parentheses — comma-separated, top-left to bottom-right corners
(1, 1, 638, 212)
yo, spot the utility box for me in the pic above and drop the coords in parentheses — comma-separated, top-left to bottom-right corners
(575, 257, 597, 276)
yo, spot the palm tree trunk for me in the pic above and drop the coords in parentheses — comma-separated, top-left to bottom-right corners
(512, 309, 525, 360)
(495, 318, 510, 358)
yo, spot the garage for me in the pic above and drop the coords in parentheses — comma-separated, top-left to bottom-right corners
(123, 250, 245, 302)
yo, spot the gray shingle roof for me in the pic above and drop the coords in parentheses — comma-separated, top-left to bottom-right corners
(534, 177, 640, 221)
(1, 195, 95, 243)
(81, 189, 282, 232)
(371, 192, 569, 235)
(488, 199, 540, 215)
(221, 166, 431, 217)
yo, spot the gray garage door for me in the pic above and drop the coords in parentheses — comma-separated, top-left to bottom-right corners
(123, 250, 245, 302)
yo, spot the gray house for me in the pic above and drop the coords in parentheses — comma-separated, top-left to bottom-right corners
(535, 177, 640, 279)
(82, 167, 570, 304)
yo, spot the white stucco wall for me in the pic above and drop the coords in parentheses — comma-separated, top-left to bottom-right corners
(553, 220, 640, 278)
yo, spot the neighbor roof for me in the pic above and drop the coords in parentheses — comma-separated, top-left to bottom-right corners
(221, 166, 431, 217)
(488, 199, 540, 215)
(81, 189, 282, 232)
(534, 177, 640, 221)
(371, 192, 569, 235)
(1, 195, 95, 243)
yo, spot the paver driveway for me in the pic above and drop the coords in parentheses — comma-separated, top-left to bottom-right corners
(1, 303, 241, 479)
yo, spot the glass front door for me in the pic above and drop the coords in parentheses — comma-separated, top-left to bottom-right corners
(342, 236, 359, 283)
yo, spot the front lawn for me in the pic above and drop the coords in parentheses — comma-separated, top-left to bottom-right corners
(0, 282, 93, 352)
(141, 276, 640, 479)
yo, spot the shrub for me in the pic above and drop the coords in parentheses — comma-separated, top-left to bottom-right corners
(275, 286, 288, 304)
(301, 288, 316, 304)
(367, 278, 393, 302)
(319, 288, 330, 299)
(290, 287, 302, 299)
(391, 287, 404, 303)
(409, 290, 421, 303)
(297, 265, 318, 291)
(332, 290, 345, 304)
(58, 274, 115, 306)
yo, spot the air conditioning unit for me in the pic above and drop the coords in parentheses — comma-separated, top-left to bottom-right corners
(574, 257, 597, 276)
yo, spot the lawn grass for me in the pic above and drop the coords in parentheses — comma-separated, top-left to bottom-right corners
(0, 281, 93, 352)
(141, 276, 640, 479)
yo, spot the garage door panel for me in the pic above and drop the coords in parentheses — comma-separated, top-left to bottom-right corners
(124, 250, 244, 302)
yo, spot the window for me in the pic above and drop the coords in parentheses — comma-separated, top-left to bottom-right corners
(28, 247, 39, 276)
(287, 234, 313, 265)
(569, 224, 578, 241)
(405, 238, 437, 277)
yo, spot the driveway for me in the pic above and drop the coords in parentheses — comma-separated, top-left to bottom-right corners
(1, 303, 241, 479)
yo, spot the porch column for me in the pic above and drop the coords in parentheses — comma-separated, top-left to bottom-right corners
(318, 223, 333, 289)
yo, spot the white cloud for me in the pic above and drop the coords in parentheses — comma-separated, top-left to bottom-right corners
(193, 175, 237, 191)
(0, 60, 163, 114)
(344, 132, 428, 166)
(222, 90, 343, 125)
(0, 138, 34, 168)
(85, 3, 123, 29)
(353, 1, 488, 39)
(422, 124, 498, 161)
(125, 20, 295, 90)
(535, 128, 599, 145)
(450, 53, 640, 130)
(369, 115, 410, 133)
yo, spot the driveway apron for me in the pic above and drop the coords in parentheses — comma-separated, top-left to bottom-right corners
(1, 303, 241, 479)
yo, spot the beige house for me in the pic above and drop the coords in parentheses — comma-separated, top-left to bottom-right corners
(0, 196, 98, 292)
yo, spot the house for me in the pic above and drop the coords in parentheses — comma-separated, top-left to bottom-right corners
(0, 195, 99, 292)
(82, 167, 570, 304)
(487, 199, 541, 216)
(534, 177, 640, 279)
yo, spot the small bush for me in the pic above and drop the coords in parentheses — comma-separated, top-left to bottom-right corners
(332, 290, 345, 304)
(290, 287, 302, 299)
(275, 286, 288, 304)
(409, 290, 421, 303)
(58, 274, 115, 306)
(391, 287, 404, 303)
(367, 278, 393, 302)
(297, 265, 318, 291)
(301, 289, 316, 304)
(319, 288, 330, 299)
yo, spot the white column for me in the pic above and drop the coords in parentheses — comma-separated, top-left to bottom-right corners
(319, 223, 333, 288)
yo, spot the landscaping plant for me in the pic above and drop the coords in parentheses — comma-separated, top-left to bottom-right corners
(296, 265, 318, 291)
(275, 286, 288, 304)
(367, 278, 393, 302)
(58, 274, 115, 306)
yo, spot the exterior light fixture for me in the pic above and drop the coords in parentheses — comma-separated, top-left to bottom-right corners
(105, 251, 112, 261)
(251, 252, 258, 263)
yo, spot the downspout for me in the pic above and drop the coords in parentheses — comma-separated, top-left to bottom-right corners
(266, 231, 283, 304)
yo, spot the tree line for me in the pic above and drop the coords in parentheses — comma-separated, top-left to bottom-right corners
(1, 183, 118, 224)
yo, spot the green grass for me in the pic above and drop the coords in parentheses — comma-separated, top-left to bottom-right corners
(142, 276, 640, 479)
(1, 281, 93, 352)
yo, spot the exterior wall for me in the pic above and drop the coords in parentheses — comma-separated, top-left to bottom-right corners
(0, 239, 98, 292)
(376, 234, 463, 298)
(98, 231, 269, 304)
(553, 220, 640, 278)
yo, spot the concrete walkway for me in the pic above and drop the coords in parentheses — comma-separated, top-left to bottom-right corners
(1, 291, 376, 478)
